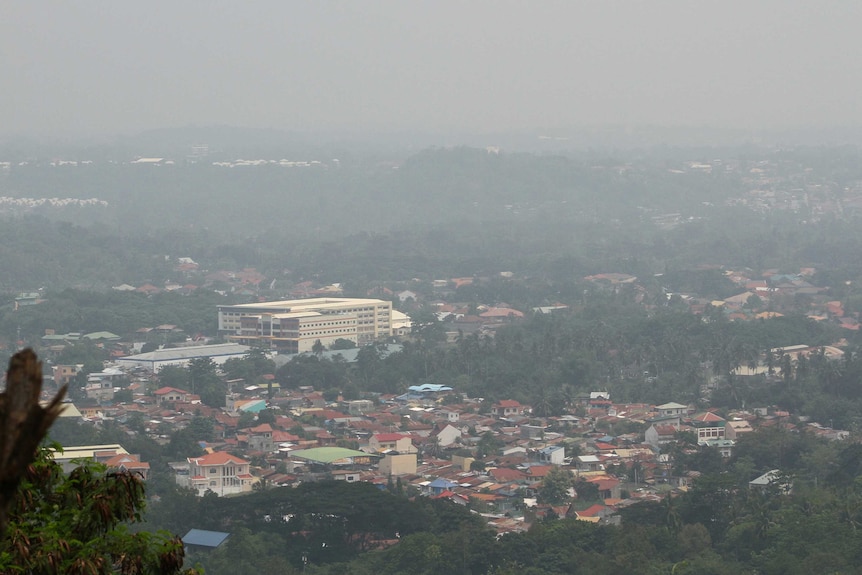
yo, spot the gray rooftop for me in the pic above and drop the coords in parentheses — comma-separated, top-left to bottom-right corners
(182, 529, 230, 548)
(120, 343, 250, 362)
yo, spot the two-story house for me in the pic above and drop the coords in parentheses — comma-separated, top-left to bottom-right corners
(104, 452, 150, 480)
(368, 433, 417, 454)
(154, 386, 191, 405)
(655, 402, 689, 418)
(537, 445, 565, 465)
(492, 400, 523, 418)
(86, 379, 114, 402)
(644, 424, 680, 448)
(725, 419, 754, 439)
(185, 452, 254, 496)
(691, 412, 727, 443)
(247, 423, 275, 452)
(53, 364, 84, 388)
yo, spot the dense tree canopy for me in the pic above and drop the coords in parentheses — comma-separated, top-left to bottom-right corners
(0, 445, 195, 575)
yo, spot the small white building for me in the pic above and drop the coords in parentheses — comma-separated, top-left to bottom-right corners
(655, 402, 689, 418)
(537, 445, 565, 465)
(431, 424, 462, 447)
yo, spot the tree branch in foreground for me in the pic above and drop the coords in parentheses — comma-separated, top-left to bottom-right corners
(0, 348, 67, 537)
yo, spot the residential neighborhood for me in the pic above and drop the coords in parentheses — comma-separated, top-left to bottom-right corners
(5, 142, 862, 573)
(30, 287, 850, 536)
(10, 256, 856, 541)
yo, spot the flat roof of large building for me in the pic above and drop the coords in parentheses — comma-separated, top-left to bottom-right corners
(118, 343, 250, 363)
(51, 444, 128, 460)
(289, 447, 372, 464)
(239, 310, 331, 320)
(269, 311, 327, 319)
(222, 297, 388, 311)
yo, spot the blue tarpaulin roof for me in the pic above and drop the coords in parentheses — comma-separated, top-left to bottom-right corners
(408, 384, 452, 393)
(182, 529, 230, 548)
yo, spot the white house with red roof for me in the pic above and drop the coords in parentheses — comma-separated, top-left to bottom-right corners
(153, 387, 191, 405)
(103, 452, 150, 480)
(184, 452, 254, 496)
(492, 400, 523, 418)
(655, 402, 689, 418)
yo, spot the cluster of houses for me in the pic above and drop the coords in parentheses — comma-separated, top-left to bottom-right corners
(699, 267, 859, 328)
(11, 260, 858, 537)
(46, 361, 850, 535)
(583, 266, 861, 331)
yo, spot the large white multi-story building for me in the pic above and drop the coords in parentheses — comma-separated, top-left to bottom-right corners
(218, 298, 393, 353)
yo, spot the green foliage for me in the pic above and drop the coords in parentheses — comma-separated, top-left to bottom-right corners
(256, 408, 277, 425)
(187, 358, 227, 408)
(572, 479, 600, 503)
(0, 287, 223, 345)
(157, 365, 189, 390)
(538, 467, 573, 505)
(221, 349, 276, 384)
(144, 481, 483, 573)
(186, 416, 216, 442)
(55, 341, 109, 371)
(330, 338, 357, 350)
(165, 428, 204, 460)
(0, 445, 193, 574)
(276, 355, 350, 391)
(475, 431, 503, 459)
(312, 339, 325, 356)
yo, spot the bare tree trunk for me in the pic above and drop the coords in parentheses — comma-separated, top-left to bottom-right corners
(0, 349, 67, 537)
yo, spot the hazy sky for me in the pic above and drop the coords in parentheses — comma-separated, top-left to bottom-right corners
(2, 1, 860, 137)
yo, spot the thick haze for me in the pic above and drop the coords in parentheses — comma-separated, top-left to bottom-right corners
(2, 1, 860, 138)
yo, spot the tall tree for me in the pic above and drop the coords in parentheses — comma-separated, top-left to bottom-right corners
(0, 350, 195, 573)
(538, 466, 573, 505)
(187, 358, 226, 407)
(0, 445, 195, 574)
(0, 349, 67, 537)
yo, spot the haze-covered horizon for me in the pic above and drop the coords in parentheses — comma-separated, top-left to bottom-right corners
(3, 1, 861, 142)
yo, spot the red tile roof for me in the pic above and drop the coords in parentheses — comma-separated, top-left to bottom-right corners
(692, 411, 726, 424)
(373, 433, 408, 442)
(489, 467, 527, 482)
(154, 387, 188, 396)
(586, 476, 620, 491)
(577, 504, 607, 517)
(527, 465, 553, 477)
(188, 452, 249, 466)
(494, 400, 522, 408)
